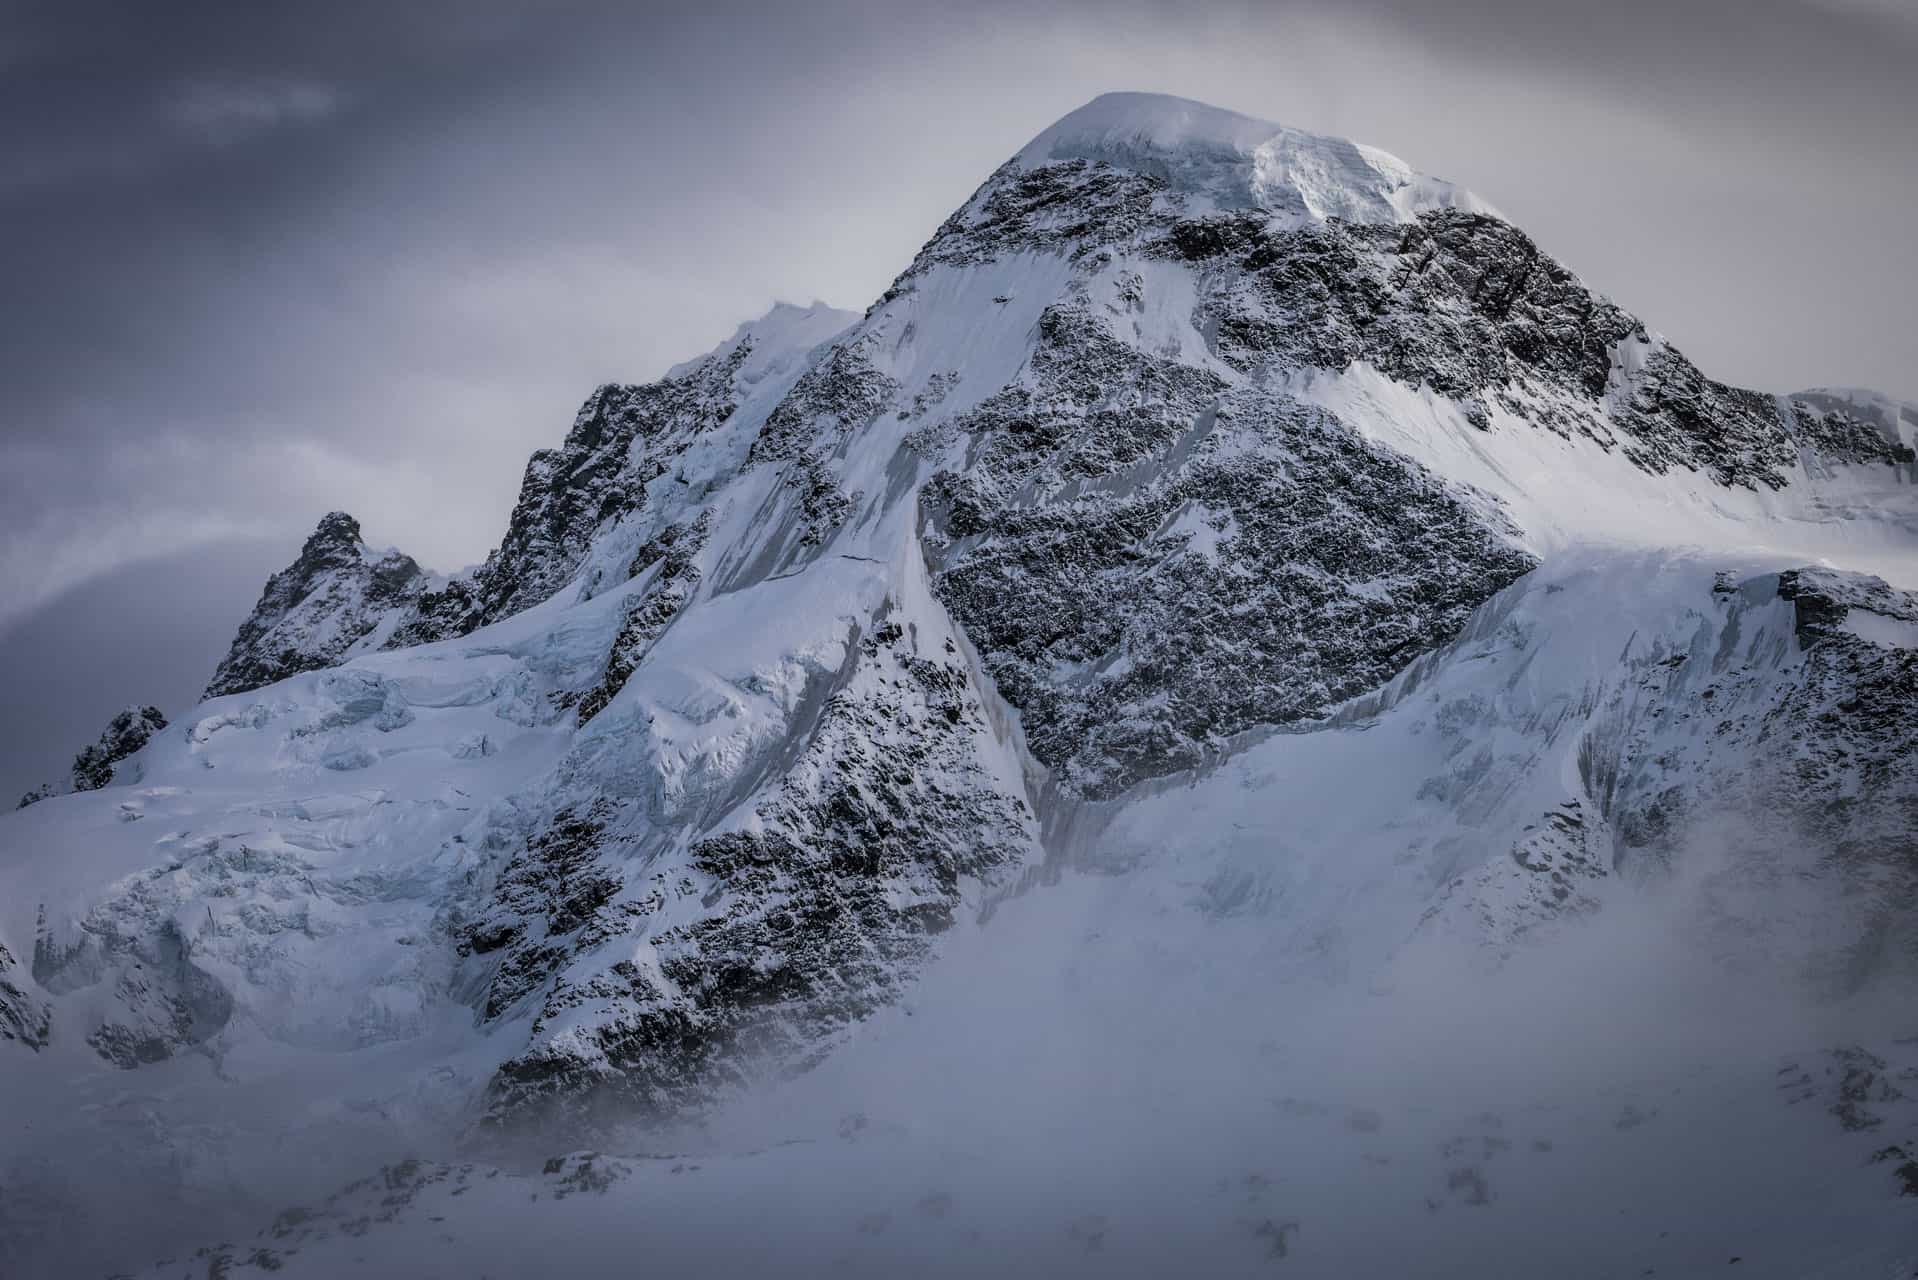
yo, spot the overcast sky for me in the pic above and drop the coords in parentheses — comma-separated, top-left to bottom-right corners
(2, 0, 1915, 789)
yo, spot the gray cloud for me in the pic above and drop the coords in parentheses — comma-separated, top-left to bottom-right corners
(167, 77, 345, 146)
(0, 537, 287, 802)
(1803, 0, 1918, 29)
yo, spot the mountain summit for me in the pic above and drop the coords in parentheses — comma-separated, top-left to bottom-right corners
(4, 94, 1916, 1277)
(203, 511, 428, 698)
(1016, 91, 1498, 223)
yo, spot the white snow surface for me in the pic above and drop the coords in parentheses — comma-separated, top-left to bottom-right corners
(1297, 361, 1918, 586)
(59, 551, 1918, 1280)
(664, 298, 856, 381)
(1017, 91, 1501, 224)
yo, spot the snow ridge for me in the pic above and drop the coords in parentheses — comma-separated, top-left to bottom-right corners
(1016, 91, 1499, 224)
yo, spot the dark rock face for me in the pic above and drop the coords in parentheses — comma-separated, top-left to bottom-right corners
(575, 513, 710, 726)
(84, 931, 235, 1070)
(1760, 580, 1918, 990)
(910, 158, 1911, 489)
(33, 890, 237, 1070)
(1572, 569, 1918, 992)
(1194, 210, 1790, 481)
(751, 342, 899, 467)
(0, 940, 50, 1049)
(902, 180, 1562, 799)
(1790, 391, 1918, 474)
(17, 704, 167, 807)
(919, 299, 1537, 798)
(205, 512, 427, 698)
(394, 343, 761, 648)
(71, 705, 167, 792)
(381, 575, 483, 651)
(473, 609, 1034, 1130)
(1776, 566, 1918, 640)
(745, 339, 899, 554)
(898, 158, 1165, 282)
(1175, 208, 1913, 485)
(1188, 209, 1637, 399)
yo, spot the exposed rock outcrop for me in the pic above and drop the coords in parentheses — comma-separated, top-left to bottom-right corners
(0, 937, 50, 1049)
(16, 703, 167, 808)
(204, 512, 427, 698)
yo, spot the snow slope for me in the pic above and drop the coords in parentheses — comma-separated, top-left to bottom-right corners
(96, 554, 1918, 1279)
(3, 92, 1917, 1277)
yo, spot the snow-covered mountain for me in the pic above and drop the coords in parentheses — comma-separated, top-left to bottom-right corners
(3, 92, 1916, 1278)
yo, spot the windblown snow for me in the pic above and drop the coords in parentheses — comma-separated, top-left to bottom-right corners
(1016, 90, 1501, 225)
(3, 92, 1916, 1279)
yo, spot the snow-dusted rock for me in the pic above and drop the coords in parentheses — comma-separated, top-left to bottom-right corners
(16, 703, 168, 809)
(204, 512, 428, 698)
(386, 301, 857, 648)
(70, 704, 168, 791)
(0, 937, 48, 1050)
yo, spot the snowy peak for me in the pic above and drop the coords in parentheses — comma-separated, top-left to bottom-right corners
(203, 510, 428, 698)
(665, 299, 857, 382)
(305, 510, 368, 556)
(1015, 91, 1497, 224)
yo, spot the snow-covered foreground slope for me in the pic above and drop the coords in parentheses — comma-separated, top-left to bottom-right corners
(4, 92, 1918, 1276)
(106, 555, 1918, 1280)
